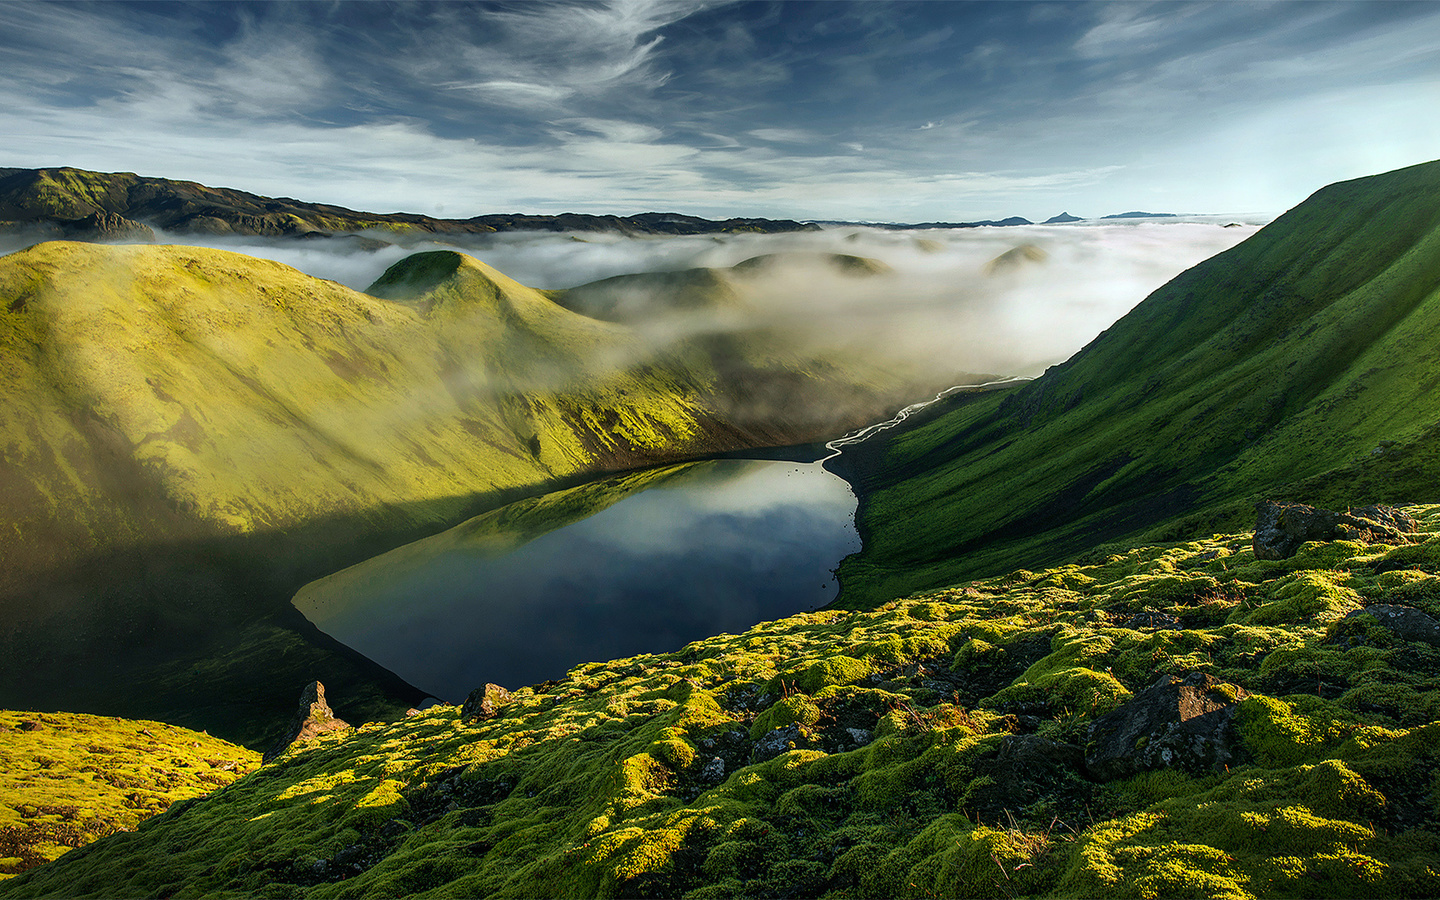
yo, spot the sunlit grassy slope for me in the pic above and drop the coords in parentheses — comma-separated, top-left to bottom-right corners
(7, 514, 1440, 898)
(0, 244, 921, 743)
(0, 710, 256, 881)
(837, 158, 1440, 607)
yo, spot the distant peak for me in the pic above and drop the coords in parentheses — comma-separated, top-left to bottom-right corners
(731, 251, 891, 276)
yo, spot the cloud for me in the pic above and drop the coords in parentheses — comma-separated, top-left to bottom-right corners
(2, 1, 1438, 222)
(99, 218, 1267, 386)
(747, 128, 816, 144)
(443, 79, 573, 109)
(562, 118, 666, 144)
(1073, 3, 1179, 60)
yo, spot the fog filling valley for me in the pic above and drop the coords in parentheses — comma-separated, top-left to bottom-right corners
(2, 218, 1266, 384)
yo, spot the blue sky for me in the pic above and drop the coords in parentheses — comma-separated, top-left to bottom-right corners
(2, 1, 1438, 221)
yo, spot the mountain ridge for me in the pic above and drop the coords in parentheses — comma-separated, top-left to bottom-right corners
(0, 167, 818, 240)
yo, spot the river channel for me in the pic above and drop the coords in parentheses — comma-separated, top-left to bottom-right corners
(293, 458, 860, 702)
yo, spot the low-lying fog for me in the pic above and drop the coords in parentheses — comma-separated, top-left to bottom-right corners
(4, 216, 1268, 378)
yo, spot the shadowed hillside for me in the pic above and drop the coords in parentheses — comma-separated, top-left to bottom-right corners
(836, 158, 1440, 606)
(0, 244, 928, 744)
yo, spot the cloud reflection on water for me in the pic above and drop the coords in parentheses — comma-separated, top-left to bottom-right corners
(295, 459, 860, 700)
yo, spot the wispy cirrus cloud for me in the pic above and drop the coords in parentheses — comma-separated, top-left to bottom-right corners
(1, 1, 1437, 221)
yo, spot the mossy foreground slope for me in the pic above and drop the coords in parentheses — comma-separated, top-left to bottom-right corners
(837, 159, 1440, 605)
(0, 710, 256, 881)
(0, 243, 916, 742)
(7, 517, 1440, 898)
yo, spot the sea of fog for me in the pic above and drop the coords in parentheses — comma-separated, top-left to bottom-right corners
(3, 215, 1270, 377)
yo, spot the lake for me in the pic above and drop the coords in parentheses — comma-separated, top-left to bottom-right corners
(292, 458, 860, 701)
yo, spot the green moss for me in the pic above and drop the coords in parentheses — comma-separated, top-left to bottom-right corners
(988, 667, 1131, 717)
(749, 697, 822, 740)
(781, 656, 873, 695)
(0, 710, 257, 879)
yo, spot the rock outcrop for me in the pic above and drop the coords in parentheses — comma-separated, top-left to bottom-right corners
(1085, 672, 1249, 780)
(1344, 604, 1440, 647)
(263, 681, 350, 763)
(461, 683, 512, 723)
(1253, 501, 1416, 559)
(963, 734, 1085, 816)
(58, 210, 156, 242)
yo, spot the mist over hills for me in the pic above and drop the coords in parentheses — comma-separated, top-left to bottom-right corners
(836, 157, 1440, 605)
(0, 241, 937, 744)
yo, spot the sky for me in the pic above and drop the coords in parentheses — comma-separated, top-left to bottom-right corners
(2, 1, 1438, 222)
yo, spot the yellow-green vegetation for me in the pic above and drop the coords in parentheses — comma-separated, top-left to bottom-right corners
(0, 242, 713, 558)
(0, 710, 257, 880)
(8, 513, 1440, 898)
(0, 242, 925, 743)
(839, 158, 1440, 606)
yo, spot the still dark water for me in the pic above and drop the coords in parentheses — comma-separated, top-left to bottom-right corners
(293, 459, 860, 701)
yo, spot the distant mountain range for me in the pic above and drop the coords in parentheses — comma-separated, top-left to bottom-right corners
(0, 166, 818, 240)
(1101, 211, 1179, 219)
(814, 210, 1177, 229)
(0, 167, 1199, 242)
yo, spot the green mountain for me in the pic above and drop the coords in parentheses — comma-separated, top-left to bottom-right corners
(0, 243, 926, 745)
(836, 158, 1440, 607)
(0, 167, 816, 240)
(6, 511, 1440, 897)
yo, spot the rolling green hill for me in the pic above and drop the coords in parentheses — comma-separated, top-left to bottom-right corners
(7, 160, 1440, 897)
(836, 158, 1440, 607)
(0, 243, 926, 745)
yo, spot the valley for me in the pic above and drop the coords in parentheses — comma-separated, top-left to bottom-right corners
(2, 158, 1438, 898)
(0, 240, 952, 747)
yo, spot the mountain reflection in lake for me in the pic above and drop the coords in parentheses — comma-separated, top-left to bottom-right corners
(293, 459, 860, 702)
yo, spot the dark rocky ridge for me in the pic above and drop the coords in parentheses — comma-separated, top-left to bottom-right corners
(0, 166, 819, 241)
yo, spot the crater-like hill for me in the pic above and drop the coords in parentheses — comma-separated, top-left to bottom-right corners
(0, 166, 816, 240)
(836, 157, 1440, 606)
(0, 243, 930, 745)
